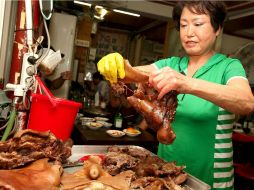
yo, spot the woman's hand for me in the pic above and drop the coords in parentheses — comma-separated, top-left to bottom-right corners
(149, 67, 189, 100)
(97, 53, 125, 84)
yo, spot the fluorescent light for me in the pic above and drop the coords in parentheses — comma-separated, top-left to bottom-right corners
(74, 0, 91, 7)
(95, 5, 103, 9)
(228, 10, 254, 20)
(94, 15, 101, 20)
(113, 9, 140, 17)
(99, 8, 108, 17)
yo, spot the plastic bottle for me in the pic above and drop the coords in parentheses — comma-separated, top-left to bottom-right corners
(114, 111, 123, 129)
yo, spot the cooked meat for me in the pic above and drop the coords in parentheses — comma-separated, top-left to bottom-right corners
(121, 146, 150, 160)
(130, 176, 158, 189)
(104, 146, 187, 189)
(131, 176, 185, 190)
(132, 156, 186, 178)
(0, 158, 62, 190)
(108, 145, 150, 160)
(161, 162, 185, 176)
(103, 151, 139, 176)
(0, 129, 72, 169)
(127, 83, 178, 144)
(107, 145, 121, 153)
(173, 172, 188, 185)
(111, 81, 178, 145)
(62, 165, 135, 190)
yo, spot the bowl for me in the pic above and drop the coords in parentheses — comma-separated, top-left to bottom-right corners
(80, 117, 95, 125)
(106, 130, 125, 138)
(80, 117, 95, 122)
(96, 120, 112, 128)
(95, 117, 109, 121)
(123, 128, 141, 137)
(85, 122, 103, 130)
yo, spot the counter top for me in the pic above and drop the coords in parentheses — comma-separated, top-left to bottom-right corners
(73, 124, 158, 153)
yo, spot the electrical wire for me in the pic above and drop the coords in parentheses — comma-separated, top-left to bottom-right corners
(36, 0, 53, 68)
(33, 36, 44, 55)
(39, 0, 53, 20)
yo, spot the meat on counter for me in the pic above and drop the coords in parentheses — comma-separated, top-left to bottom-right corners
(103, 146, 187, 190)
(0, 129, 72, 169)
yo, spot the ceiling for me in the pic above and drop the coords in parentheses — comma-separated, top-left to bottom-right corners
(55, 1, 254, 43)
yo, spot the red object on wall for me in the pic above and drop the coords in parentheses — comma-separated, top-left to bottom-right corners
(8, 0, 40, 88)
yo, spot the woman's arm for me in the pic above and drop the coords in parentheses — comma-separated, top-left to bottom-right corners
(135, 64, 157, 74)
(186, 77, 254, 115)
(149, 67, 254, 115)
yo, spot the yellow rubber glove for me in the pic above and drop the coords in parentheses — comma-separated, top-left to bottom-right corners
(97, 53, 125, 84)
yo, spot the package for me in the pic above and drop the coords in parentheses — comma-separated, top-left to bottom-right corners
(40, 48, 62, 74)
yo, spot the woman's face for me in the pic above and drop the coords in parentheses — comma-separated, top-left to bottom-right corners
(180, 7, 220, 56)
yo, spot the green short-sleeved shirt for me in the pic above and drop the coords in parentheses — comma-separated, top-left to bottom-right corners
(154, 53, 247, 190)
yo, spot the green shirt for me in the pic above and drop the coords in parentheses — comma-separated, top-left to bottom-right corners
(154, 53, 247, 190)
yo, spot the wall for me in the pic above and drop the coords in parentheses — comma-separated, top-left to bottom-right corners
(0, 1, 17, 89)
(140, 39, 163, 65)
(220, 34, 253, 55)
(94, 27, 130, 59)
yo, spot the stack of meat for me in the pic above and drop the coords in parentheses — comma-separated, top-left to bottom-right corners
(0, 129, 72, 169)
(103, 146, 187, 190)
(0, 129, 72, 190)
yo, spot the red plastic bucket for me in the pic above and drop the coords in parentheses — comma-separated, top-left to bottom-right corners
(27, 75, 82, 141)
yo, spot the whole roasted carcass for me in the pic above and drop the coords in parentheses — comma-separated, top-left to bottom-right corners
(0, 159, 63, 190)
(112, 61, 178, 144)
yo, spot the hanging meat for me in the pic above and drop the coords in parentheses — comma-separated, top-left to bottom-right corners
(127, 83, 178, 144)
(111, 61, 178, 144)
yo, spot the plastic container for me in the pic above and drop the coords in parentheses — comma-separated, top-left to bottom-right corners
(27, 75, 82, 141)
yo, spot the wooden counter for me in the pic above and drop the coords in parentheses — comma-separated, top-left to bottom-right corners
(72, 124, 158, 153)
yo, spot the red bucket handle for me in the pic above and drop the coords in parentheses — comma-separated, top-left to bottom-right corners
(35, 75, 57, 107)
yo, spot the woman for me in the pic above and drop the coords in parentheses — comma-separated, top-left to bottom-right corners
(97, 1, 254, 189)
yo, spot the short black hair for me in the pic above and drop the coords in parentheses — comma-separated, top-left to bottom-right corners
(93, 71, 103, 80)
(173, 0, 227, 32)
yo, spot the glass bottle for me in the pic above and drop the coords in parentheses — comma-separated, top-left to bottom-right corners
(114, 111, 123, 129)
